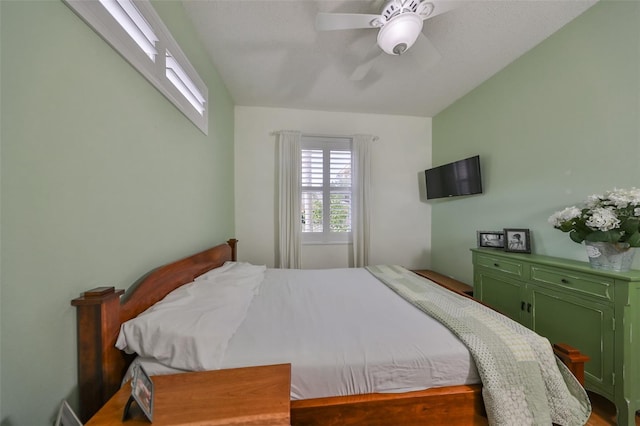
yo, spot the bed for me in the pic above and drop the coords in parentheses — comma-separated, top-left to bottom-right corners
(71, 239, 591, 424)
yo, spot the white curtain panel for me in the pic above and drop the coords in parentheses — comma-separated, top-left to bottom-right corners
(276, 130, 302, 269)
(351, 134, 374, 267)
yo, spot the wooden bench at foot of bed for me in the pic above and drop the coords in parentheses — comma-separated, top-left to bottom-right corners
(71, 239, 589, 424)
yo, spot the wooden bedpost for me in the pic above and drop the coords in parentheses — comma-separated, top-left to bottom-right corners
(71, 286, 125, 422)
(553, 343, 590, 386)
(228, 238, 238, 261)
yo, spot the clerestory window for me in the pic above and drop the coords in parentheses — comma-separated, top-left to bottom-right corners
(64, 0, 208, 134)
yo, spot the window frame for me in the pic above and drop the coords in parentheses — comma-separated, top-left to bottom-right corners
(300, 136, 353, 245)
(64, 0, 208, 134)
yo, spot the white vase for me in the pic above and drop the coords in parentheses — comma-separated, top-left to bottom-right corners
(584, 241, 636, 272)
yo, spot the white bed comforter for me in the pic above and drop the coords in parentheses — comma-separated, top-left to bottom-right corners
(117, 262, 480, 399)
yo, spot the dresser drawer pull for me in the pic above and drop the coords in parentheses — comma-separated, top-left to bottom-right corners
(494, 263, 500, 267)
(521, 301, 525, 311)
(527, 303, 532, 313)
(561, 278, 569, 284)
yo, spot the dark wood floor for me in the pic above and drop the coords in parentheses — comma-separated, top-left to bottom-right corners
(586, 391, 640, 426)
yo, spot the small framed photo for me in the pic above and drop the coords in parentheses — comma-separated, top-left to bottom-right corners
(477, 231, 505, 249)
(131, 364, 154, 422)
(504, 228, 531, 253)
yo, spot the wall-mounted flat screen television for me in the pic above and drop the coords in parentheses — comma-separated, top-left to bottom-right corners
(425, 155, 483, 200)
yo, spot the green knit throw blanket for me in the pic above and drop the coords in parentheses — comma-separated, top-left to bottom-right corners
(366, 265, 591, 426)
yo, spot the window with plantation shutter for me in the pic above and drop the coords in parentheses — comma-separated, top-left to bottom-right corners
(301, 137, 352, 244)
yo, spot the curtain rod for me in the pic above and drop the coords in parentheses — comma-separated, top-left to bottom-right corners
(270, 131, 378, 142)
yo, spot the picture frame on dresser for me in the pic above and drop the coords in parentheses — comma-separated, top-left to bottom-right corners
(504, 228, 531, 253)
(477, 230, 505, 249)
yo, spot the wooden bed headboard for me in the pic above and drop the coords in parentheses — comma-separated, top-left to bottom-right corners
(71, 239, 237, 422)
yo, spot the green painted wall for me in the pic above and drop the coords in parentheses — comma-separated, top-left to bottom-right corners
(0, 1, 235, 424)
(432, 0, 640, 285)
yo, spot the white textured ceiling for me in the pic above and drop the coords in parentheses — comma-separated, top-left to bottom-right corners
(182, 0, 597, 117)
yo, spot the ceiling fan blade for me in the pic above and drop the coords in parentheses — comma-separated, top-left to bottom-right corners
(407, 33, 442, 70)
(316, 13, 381, 31)
(426, 0, 461, 20)
(350, 52, 384, 81)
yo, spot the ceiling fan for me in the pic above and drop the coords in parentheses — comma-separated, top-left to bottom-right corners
(316, 0, 457, 80)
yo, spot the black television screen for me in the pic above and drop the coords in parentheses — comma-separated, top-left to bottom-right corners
(425, 155, 483, 200)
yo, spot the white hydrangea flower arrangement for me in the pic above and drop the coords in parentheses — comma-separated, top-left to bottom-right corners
(548, 187, 640, 247)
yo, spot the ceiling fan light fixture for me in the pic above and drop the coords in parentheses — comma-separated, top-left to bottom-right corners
(377, 13, 423, 55)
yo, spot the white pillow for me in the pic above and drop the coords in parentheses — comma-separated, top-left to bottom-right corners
(195, 261, 266, 294)
(193, 261, 236, 282)
(115, 262, 265, 370)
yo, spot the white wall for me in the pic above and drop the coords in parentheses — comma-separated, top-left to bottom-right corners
(235, 106, 432, 269)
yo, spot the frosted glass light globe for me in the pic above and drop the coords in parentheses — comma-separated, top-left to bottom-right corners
(377, 13, 423, 55)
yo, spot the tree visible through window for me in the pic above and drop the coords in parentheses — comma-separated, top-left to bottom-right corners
(300, 137, 352, 243)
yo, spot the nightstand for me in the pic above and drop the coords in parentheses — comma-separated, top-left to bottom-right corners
(412, 269, 474, 297)
(86, 364, 291, 426)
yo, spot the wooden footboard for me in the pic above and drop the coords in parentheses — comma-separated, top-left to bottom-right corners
(290, 343, 588, 426)
(291, 385, 487, 426)
(71, 240, 589, 424)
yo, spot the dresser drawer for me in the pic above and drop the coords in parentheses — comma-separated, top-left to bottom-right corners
(475, 254, 524, 278)
(530, 265, 614, 301)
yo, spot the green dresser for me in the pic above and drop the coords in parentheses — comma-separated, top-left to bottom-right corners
(472, 248, 640, 426)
